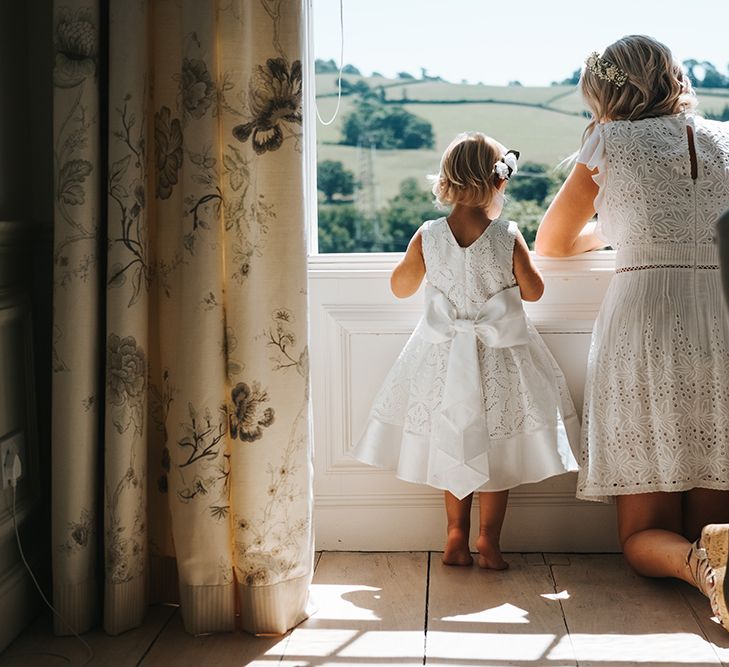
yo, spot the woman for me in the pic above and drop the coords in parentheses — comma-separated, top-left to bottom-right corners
(536, 35, 729, 628)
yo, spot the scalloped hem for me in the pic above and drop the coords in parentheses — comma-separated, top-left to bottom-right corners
(353, 414, 580, 496)
(576, 479, 729, 504)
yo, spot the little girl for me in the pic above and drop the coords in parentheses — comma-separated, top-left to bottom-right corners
(353, 132, 579, 568)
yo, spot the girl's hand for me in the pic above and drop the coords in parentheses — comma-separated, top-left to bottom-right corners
(391, 230, 426, 298)
(535, 162, 607, 256)
(513, 228, 544, 301)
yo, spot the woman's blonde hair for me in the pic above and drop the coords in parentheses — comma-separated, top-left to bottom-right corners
(431, 132, 505, 210)
(580, 35, 697, 141)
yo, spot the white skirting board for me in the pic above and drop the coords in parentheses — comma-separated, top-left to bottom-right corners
(315, 496, 620, 553)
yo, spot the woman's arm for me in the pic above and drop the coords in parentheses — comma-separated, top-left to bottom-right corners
(391, 230, 426, 298)
(535, 162, 606, 257)
(513, 229, 544, 301)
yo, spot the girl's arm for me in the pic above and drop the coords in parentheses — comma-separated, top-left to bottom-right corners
(513, 228, 544, 302)
(391, 230, 426, 298)
(535, 162, 606, 257)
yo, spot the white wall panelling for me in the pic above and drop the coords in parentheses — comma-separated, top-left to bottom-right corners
(309, 252, 619, 552)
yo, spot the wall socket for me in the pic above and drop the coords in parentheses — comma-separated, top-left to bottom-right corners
(1, 432, 24, 489)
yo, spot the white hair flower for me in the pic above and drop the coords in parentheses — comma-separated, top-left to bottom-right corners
(502, 152, 519, 174)
(494, 161, 510, 179)
(493, 149, 520, 180)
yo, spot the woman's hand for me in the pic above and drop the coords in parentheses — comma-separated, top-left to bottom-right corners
(535, 162, 606, 256)
(391, 230, 426, 298)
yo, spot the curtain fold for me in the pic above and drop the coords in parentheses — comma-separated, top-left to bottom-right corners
(52, 0, 313, 637)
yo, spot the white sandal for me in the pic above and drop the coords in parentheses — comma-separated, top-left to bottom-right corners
(688, 524, 729, 630)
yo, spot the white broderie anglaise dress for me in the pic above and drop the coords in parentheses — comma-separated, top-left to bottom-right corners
(577, 112, 729, 502)
(353, 217, 579, 499)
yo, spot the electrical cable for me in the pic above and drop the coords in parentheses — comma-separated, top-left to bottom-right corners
(5, 455, 94, 666)
(315, 0, 345, 126)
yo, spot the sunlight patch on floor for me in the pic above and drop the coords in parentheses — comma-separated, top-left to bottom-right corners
(427, 631, 558, 661)
(440, 602, 530, 624)
(541, 589, 571, 601)
(341, 630, 430, 658)
(308, 584, 383, 620)
(548, 632, 721, 663)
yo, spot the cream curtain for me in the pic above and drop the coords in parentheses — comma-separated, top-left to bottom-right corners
(52, 0, 313, 636)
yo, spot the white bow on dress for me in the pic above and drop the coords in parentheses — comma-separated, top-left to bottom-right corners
(415, 284, 529, 499)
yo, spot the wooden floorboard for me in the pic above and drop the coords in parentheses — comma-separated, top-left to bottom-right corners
(675, 580, 729, 666)
(550, 554, 722, 667)
(273, 551, 428, 666)
(4, 553, 729, 667)
(139, 610, 284, 667)
(425, 552, 577, 666)
(0, 604, 176, 667)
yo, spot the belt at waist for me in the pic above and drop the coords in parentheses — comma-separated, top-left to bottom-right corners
(614, 244, 719, 270)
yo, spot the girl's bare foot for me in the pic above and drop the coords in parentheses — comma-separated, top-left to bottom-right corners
(443, 528, 474, 566)
(476, 534, 509, 570)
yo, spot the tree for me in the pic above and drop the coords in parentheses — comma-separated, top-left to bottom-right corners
(340, 99, 435, 150)
(706, 104, 729, 121)
(317, 161, 356, 203)
(381, 178, 440, 252)
(397, 71, 415, 79)
(342, 64, 361, 75)
(683, 59, 729, 88)
(700, 61, 728, 88)
(317, 206, 361, 253)
(507, 162, 558, 206)
(315, 58, 338, 74)
(553, 68, 581, 86)
(501, 199, 545, 249)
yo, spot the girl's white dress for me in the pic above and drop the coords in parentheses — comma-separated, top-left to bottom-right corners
(353, 217, 579, 500)
(576, 112, 729, 502)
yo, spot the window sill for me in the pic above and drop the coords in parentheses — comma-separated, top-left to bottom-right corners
(307, 250, 616, 277)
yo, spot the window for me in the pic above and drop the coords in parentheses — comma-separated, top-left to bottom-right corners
(307, 0, 729, 256)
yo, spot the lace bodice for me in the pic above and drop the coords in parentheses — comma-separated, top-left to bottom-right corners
(421, 217, 517, 317)
(578, 113, 729, 268)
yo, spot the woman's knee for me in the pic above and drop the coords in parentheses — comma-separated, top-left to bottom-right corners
(616, 493, 682, 547)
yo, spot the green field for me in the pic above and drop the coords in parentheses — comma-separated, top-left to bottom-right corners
(315, 75, 728, 204)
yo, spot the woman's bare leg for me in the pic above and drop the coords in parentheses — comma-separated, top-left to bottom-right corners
(476, 490, 509, 570)
(616, 492, 694, 584)
(443, 491, 473, 566)
(682, 489, 729, 542)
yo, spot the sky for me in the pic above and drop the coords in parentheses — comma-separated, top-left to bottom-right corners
(313, 0, 729, 86)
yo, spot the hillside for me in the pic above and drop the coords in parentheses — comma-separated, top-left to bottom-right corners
(315, 74, 729, 203)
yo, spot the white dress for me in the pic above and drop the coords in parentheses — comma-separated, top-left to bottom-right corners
(353, 217, 579, 499)
(576, 112, 729, 502)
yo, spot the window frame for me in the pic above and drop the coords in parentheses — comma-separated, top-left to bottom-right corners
(302, 1, 616, 274)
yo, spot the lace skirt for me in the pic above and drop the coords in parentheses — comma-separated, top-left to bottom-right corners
(577, 267, 729, 502)
(353, 323, 580, 496)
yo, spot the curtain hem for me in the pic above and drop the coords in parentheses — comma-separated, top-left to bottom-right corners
(180, 581, 236, 635)
(53, 578, 97, 636)
(238, 571, 313, 636)
(104, 574, 147, 635)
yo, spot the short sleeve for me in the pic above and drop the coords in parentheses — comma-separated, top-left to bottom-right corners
(577, 125, 606, 172)
(576, 125, 609, 242)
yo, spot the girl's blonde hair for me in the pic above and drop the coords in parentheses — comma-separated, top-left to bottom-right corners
(580, 35, 697, 142)
(431, 132, 505, 210)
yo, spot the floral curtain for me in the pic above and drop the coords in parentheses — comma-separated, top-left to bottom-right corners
(52, 0, 313, 636)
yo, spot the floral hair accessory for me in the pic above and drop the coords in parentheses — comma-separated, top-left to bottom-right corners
(585, 51, 628, 88)
(493, 149, 520, 180)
